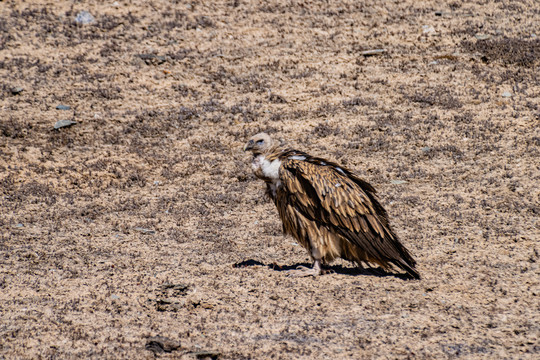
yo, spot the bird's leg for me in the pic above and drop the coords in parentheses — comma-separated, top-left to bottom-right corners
(286, 259, 322, 277)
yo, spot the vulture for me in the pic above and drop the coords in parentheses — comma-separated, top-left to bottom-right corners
(244, 132, 420, 279)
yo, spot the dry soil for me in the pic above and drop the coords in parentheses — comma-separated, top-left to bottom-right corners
(1, 0, 539, 359)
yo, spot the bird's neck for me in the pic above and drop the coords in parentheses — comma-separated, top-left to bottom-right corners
(252, 152, 281, 182)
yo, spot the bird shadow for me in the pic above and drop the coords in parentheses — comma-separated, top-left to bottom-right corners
(233, 259, 415, 280)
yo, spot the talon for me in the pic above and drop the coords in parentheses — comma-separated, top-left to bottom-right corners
(286, 260, 323, 277)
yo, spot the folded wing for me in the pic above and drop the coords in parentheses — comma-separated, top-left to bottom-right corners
(278, 151, 419, 278)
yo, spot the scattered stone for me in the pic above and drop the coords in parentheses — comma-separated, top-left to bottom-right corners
(502, 91, 512, 98)
(53, 119, 77, 130)
(156, 298, 174, 305)
(136, 53, 167, 65)
(133, 227, 156, 235)
(391, 180, 408, 185)
(421, 146, 431, 153)
(475, 33, 491, 41)
(155, 298, 186, 312)
(159, 283, 190, 292)
(434, 11, 443, 16)
(74, 11, 95, 25)
(269, 93, 287, 103)
(110, 294, 119, 300)
(13, 223, 24, 228)
(200, 301, 215, 309)
(434, 54, 459, 61)
(145, 336, 181, 354)
(56, 104, 71, 110)
(360, 49, 386, 56)
(190, 350, 220, 360)
(11, 87, 23, 95)
(422, 25, 436, 34)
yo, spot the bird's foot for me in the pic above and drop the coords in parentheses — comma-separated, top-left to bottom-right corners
(286, 265, 321, 277)
(286, 260, 323, 277)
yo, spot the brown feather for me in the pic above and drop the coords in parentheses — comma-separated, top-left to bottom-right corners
(350, 216, 361, 232)
(366, 214, 383, 236)
(359, 217, 369, 233)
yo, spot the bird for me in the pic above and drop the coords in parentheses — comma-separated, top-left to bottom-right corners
(244, 132, 420, 279)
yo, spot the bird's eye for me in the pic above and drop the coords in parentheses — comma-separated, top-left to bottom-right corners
(256, 139, 264, 145)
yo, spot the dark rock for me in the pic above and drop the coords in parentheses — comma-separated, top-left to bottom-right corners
(269, 93, 287, 103)
(191, 350, 221, 359)
(53, 120, 77, 130)
(145, 336, 181, 354)
(136, 54, 167, 65)
(159, 283, 190, 292)
(361, 49, 386, 56)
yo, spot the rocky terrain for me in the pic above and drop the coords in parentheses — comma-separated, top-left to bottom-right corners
(0, 0, 539, 358)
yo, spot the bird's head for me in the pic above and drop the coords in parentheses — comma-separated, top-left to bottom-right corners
(244, 132, 275, 155)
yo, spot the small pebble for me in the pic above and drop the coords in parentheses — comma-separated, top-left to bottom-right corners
(502, 91, 512, 98)
(74, 11, 95, 25)
(110, 294, 119, 300)
(421, 146, 431, 153)
(360, 49, 386, 56)
(391, 180, 408, 185)
(190, 350, 220, 359)
(134, 227, 156, 235)
(56, 104, 71, 110)
(135, 53, 167, 65)
(475, 33, 491, 41)
(422, 25, 435, 34)
(53, 120, 77, 129)
(146, 336, 181, 354)
(11, 87, 23, 95)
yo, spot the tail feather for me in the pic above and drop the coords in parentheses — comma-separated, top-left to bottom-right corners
(395, 259, 421, 280)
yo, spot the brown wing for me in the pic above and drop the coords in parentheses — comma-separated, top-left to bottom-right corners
(278, 151, 419, 278)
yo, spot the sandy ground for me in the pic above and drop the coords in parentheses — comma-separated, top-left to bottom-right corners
(1, 0, 539, 358)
